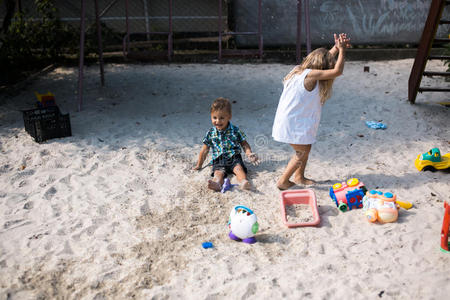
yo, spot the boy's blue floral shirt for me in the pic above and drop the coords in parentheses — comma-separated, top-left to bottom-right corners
(202, 122, 247, 161)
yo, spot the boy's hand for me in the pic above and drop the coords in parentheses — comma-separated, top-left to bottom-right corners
(247, 153, 260, 166)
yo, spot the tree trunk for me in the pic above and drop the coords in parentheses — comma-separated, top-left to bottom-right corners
(2, 0, 17, 34)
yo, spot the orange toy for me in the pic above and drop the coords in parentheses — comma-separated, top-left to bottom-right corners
(362, 190, 399, 224)
(441, 200, 450, 253)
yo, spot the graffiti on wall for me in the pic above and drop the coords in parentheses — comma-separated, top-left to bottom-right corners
(318, 0, 432, 38)
(235, 0, 450, 46)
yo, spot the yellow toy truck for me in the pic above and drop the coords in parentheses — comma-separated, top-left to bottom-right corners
(415, 148, 450, 172)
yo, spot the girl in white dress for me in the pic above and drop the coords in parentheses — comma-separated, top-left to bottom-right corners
(272, 33, 351, 190)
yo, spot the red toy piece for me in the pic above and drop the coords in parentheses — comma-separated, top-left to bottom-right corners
(440, 200, 450, 253)
(35, 92, 56, 108)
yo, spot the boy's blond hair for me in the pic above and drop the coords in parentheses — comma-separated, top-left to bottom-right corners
(283, 48, 336, 104)
(211, 97, 232, 115)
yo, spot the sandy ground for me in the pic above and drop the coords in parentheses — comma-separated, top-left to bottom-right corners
(0, 59, 449, 299)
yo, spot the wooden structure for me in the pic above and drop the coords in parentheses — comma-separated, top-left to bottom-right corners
(408, 0, 450, 104)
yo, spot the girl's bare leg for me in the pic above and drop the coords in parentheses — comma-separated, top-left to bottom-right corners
(208, 170, 225, 191)
(277, 144, 314, 190)
(233, 164, 251, 190)
(292, 144, 315, 185)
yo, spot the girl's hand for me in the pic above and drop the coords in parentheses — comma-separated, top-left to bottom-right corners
(336, 33, 351, 49)
(193, 164, 202, 171)
(247, 153, 260, 166)
(334, 33, 339, 48)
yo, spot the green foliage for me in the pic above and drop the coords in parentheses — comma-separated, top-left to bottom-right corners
(0, 0, 77, 84)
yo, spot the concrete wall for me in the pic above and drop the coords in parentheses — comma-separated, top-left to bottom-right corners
(234, 0, 450, 46)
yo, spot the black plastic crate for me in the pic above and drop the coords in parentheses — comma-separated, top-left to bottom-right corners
(23, 106, 72, 143)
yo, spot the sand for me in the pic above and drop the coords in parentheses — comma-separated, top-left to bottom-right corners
(0, 59, 449, 299)
(285, 204, 314, 224)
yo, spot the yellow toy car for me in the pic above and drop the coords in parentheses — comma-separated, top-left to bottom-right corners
(415, 148, 450, 172)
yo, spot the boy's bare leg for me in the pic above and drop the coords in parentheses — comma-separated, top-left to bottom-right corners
(208, 170, 225, 191)
(233, 164, 251, 190)
(292, 144, 315, 185)
(277, 144, 314, 190)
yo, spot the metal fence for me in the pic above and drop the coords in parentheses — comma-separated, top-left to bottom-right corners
(1, 0, 229, 42)
(2, 1, 449, 49)
(0, 0, 251, 59)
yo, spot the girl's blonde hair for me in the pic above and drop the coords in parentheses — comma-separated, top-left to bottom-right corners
(283, 48, 336, 104)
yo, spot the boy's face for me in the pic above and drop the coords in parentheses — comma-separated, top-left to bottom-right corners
(211, 110, 231, 131)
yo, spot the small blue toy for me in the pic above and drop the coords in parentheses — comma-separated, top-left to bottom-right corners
(366, 121, 387, 129)
(202, 242, 214, 249)
(221, 178, 237, 193)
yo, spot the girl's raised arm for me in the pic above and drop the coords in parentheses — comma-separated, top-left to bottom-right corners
(307, 33, 350, 81)
(329, 33, 340, 57)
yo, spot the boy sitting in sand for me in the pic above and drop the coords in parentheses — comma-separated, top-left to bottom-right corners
(194, 97, 259, 191)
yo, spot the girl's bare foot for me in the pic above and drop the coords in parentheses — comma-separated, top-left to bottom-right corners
(294, 177, 316, 185)
(277, 180, 295, 190)
(208, 180, 222, 192)
(239, 179, 251, 190)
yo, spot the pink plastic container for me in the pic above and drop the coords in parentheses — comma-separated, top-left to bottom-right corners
(280, 189, 321, 228)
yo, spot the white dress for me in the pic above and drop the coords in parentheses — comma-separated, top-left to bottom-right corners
(272, 69, 322, 145)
